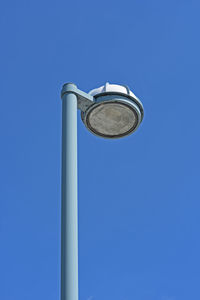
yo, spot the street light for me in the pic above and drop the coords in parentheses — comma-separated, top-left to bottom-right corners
(60, 82, 144, 300)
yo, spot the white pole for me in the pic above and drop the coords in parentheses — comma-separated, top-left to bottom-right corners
(61, 83, 78, 300)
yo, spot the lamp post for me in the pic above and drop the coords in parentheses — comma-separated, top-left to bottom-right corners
(60, 82, 144, 300)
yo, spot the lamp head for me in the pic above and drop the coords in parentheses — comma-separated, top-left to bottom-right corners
(81, 83, 144, 139)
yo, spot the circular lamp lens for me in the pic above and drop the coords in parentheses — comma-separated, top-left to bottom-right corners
(86, 102, 138, 138)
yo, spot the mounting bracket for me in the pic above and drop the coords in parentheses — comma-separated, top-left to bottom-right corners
(61, 83, 94, 112)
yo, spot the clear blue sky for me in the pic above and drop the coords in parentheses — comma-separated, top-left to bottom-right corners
(0, 1, 200, 300)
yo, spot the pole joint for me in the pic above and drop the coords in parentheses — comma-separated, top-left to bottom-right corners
(61, 83, 94, 112)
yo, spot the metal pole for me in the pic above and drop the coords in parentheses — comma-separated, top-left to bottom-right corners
(61, 83, 78, 300)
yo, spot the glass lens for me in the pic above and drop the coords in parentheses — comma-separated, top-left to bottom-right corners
(87, 102, 137, 138)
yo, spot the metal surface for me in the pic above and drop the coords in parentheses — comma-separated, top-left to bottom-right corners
(88, 82, 140, 102)
(61, 83, 78, 300)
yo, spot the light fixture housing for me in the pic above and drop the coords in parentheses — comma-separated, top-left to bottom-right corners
(81, 83, 144, 139)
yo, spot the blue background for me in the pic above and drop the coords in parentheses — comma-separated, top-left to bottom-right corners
(0, 1, 200, 300)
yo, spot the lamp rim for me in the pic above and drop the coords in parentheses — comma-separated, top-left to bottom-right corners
(81, 94, 143, 139)
(93, 91, 144, 121)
